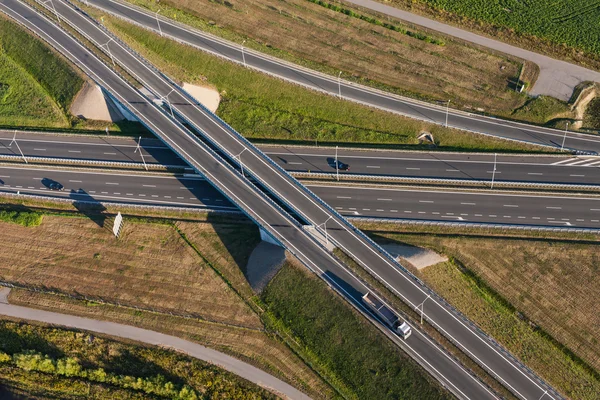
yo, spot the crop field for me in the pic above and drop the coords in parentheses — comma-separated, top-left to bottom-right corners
(122, 0, 527, 114)
(387, 0, 600, 68)
(0, 215, 261, 328)
(370, 231, 600, 400)
(101, 16, 547, 152)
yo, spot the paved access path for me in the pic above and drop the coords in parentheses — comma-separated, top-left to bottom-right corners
(344, 0, 600, 100)
(0, 302, 311, 400)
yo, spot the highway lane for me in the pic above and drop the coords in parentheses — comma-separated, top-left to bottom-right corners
(1, 1, 501, 398)
(1, 165, 599, 230)
(3, 131, 600, 186)
(82, 0, 600, 153)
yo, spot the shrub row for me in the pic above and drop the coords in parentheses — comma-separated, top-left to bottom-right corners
(306, 0, 445, 45)
(1, 350, 198, 399)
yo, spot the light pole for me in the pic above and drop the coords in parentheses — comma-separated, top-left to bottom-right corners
(241, 40, 247, 68)
(337, 71, 342, 99)
(335, 145, 339, 181)
(491, 153, 497, 189)
(417, 295, 430, 324)
(155, 9, 163, 37)
(134, 136, 148, 171)
(42, 0, 61, 24)
(317, 216, 334, 245)
(160, 88, 176, 118)
(561, 122, 569, 151)
(236, 147, 248, 177)
(101, 39, 116, 67)
(9, 130, 27, 164)
(445, 99, 450, 128)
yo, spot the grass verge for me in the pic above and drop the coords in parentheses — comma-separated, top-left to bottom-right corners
(0, 319, 275, 399)
(262, 261, 453, 400)
(368, 228, 600, 400)
(98, 15, 547, 153)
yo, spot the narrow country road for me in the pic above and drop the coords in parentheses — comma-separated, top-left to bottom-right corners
(344, 0, 600, 100)
(0, 300, 311, 400)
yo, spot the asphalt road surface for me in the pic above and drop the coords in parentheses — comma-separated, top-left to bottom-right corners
(3, 131, 600, 186)
(344, 0, 600, 100)
(0, 301, 312, 400)
(0, 1, 506, 398)
(1, 165, 599, 230)
(83, 0, 600, 153)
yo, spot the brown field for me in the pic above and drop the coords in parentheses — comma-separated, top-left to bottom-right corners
(126, 0, 528, 113)
(369, 231, 600, 399)
(0, 215, 260, 328)
(8, 290, 334, 399)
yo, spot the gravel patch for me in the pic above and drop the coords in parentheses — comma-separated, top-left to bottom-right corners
(70, 82, 124, 122)
(381, 243, 447, 270)
(182, 83, 221, 113)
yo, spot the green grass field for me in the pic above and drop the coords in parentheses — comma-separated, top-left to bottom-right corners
(408, 0, 600, 56)
(387, 0, 600, 70)
(105, 17, 547, 152)
(262, 262, 452, 400)
(0, 16, 83, 128)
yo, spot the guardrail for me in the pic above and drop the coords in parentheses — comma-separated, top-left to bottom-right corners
(349, 215, 600, 234)
(296, 171, 600, 191)
(0, 153, 181, 170)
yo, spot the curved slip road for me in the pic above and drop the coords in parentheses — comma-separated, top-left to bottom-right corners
(0, 301, 311, 400)
(82, 0, 600, 153)
(344, 0, 600, 101)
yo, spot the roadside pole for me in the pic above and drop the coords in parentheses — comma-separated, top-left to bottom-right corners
(155, 9, 163, 37)
(335, 145, 339, 181)
(101, 39, 116, 67)
(236, 147, 248, 177)
(491, 153, 497, 189)
(42, 0, 61, 24)
(318, 216, 333, 246)
(135, 136, 148, 171)
(417, 295, 430, 324)
(445, 100, 450, 128)
(338, 71, 342, 98)
(241, 40, 247, 68)
(9, 131, 27, 164)
(561, 122, 569, 151)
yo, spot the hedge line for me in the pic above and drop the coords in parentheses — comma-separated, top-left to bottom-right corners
(306, 0, 445, 45)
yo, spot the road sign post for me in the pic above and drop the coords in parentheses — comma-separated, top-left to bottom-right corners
(112, 212, 123, 238)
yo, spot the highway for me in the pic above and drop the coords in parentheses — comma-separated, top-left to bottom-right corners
(0, 1, 507, 399)
(3, 131, 600, 186)
(4, 0, 566, 398)
(82, 0, 600, 153)
(1, 165, 599, 230)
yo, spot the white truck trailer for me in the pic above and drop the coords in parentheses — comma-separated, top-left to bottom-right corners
(362, 292, 412, 339)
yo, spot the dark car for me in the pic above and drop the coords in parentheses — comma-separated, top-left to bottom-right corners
(49, 182, 64, 191)
(42, 178, 64, 191)
(327, 158, 350, 171)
